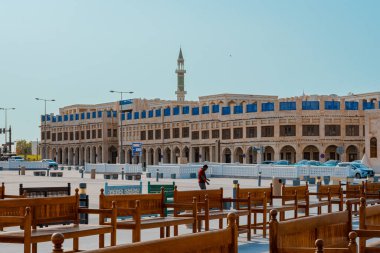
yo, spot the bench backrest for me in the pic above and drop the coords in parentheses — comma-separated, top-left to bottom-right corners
(100, 189, 165, 216)
(318, 183, 342, 200)
(51, 212, 238, 253)
(269, 208, 354, 252)
(364, 181, 380, 196)
(281, 184, 308, 202)
(173, 187, 224, 210)
(359, 197, 380, 229)
(0, 182, 4, 199)
(0, 190, 79, 227)
(236, 185, 270, 208)
(19, 183, 71, 197)
(104, 182, 142, 195)
(148, 181, 175, 198)
(345, 182, 363, 198)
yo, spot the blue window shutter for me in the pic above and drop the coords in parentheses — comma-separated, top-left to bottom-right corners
(97, 111, 102, 118)
(202, 106, 209, 114)
(192, 107, 199, 115)
(182, 106, 189, 114)
(155, 109, 161, 117)
(164, 108, 171, 116)
(212, 105, 220, 113)
(142, 111, 146, 118)
(222, 106, 230, 115)
(234, 105, 243, 114)
(148, 110, 153, 118)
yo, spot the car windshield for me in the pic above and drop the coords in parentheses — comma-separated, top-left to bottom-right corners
(352, 163, 369, 169)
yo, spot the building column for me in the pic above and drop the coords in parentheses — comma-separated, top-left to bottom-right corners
(199, 147, 204, 163)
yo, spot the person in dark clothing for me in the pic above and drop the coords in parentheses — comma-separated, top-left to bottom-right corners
(198, 164, 210, 190)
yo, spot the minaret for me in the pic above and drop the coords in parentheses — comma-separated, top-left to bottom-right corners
(175, 48, 187, 101)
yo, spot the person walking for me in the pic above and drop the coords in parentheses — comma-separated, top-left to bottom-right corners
(198, 164, 210, 190)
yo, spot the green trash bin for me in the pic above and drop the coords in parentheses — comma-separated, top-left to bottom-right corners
(171, 173, 176, 179)
(190, 173, 196, 178)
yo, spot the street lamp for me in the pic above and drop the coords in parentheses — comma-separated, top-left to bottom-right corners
(0, 107, 16, 154)
(35, 98, 55, 159)
(110, 90, 134, 164)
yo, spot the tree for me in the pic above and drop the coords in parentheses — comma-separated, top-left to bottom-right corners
(16, 140, 32, 159)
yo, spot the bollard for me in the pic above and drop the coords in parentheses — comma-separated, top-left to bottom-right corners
(90, 169, 96, 179)
(18, 166, 21, 175)
(21, 166, 26, 176)
(79, 183, 89, 224)
(258, 171, 262, 187)
(232, 180, 239, 209)
(80, 169, 84, 178)
(156, 169, 159, 182)
(121, 168, 125, 180)
(47, 168, 50, 177)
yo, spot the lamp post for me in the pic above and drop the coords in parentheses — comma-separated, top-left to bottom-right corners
(0, 107, 15, 154)
(35, 98, 55, 159)
(110, 90, 134, 164)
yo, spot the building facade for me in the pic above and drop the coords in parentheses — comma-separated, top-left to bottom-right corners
(365, 110, 380, 170)
(40, 49, 380, 166)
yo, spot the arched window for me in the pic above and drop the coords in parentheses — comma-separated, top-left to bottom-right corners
(370, 137, 378, 158)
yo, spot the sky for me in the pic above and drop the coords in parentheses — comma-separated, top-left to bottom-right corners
(0, 0, 379, 142)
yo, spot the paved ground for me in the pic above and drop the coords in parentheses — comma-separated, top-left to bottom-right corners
(0, 169, 363, 252)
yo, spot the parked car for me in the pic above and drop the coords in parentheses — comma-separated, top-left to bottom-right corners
(322, 160, 340, 166)
(294, 160, 309, 166)
(8, 156, 25, 161)
(261, 160, 275, 165)
(41, 159, 59, 169)
(306, 160, 323, 166)
(353, 160, 362, 164)
(273, 160, 290, 165)
(336, 162, 374, 179)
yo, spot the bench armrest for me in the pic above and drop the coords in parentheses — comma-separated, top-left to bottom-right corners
(354, 229, 380, 237)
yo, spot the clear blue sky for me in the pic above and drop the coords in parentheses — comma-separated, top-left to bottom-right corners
(0, 0, 379, 142)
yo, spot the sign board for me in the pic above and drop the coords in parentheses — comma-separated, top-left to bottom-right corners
(132, 142, 142, 157)
(320, 153, 325, 159)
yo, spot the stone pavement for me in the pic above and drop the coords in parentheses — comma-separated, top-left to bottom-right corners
(0, 169, 361, 253)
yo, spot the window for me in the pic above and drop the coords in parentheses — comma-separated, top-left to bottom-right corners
(58, 133, 62, 141)
(75, 131, 79, 140)
(141, 111, 146, 118)
(64, 132, 68, 140)
(261, 102, 274, 112)
(127, 113, 132, 120)
(363, 101, 375, 110)
(212, 105, 219, 113)
(173, 128, 180, 138)
(370, 137, 377, 158)
(52, 133, 56, 142)
(140, 131, 146, 140)
(202, 106, 209, 114)
(325, 125, 341, 136)
(191, 131, 199, 140)
(148, 110, 153, 118)
(222, 107, 230, 115)
(155, 129, 161, 139)
(86, 130, 90, 139)
(261, 126, 274, 137)
(280, 125, 296, 136)
(346, 125, 359, 136)
(92, 112, 96, 118)
(70, 132, 74, 140)
(97, 129, 102, 138)
(192, 107, 199, 115)
(80, 131, 84, 139)
(325, 101, 340, 110)
(345, 101, 358, 110)
(107, 129, 111, 137)
(212, 130, 219, 138)
(202, 130, 209, 139)
(182, 127, 189, 138)
(113, 129, 117, 137)
(234, 105, 243, 114)
(163, 129, 170, 139)
(97, 111, 102, 118)
(279, 102, 296, 111)
(233, 128, 243, 139)
(246, 103, 257, 113)
(222, 129, 231, 140)
(148, 130, 154, 140)
(246, 127, 257, 138)
(92, 129, 96, 139)
(173, 107, 180, 115)
(155, 109, 161, 117)
(302, 101, 319, 110)
(302, 125, 319, 136)
(182, 106, 189, 114)
(47, 131, 51, 140)
(164, 108, 171, 116)
(134, 112, 139, 119)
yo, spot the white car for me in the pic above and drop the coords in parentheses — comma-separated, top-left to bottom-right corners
(8, 156, 25, 161)
(41, 159, 59, 169)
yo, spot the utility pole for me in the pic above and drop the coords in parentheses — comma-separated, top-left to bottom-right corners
(0, 107, 15, 154)
(35, 98, 55, 159)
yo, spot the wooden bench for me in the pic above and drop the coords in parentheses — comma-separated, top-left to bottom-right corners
(33, 171, 46, 176)
(353, 197, 380, 252)
(50, 212, 238, 253)
(282, 183, 331, 217)
(269, 208, 357, 253)
(0, 189, 116, 253)
(104, 182, 142, 195)
(99, 188, 197, 243)
(363, 181, 380, 200)
(236, 184, 297, 238)
(104, 173, 119, 180)
(19, 183, 71, 197)
(173, 187, 251, 240)
(318, 182, 344, 211)
(0, 182, 21, 199)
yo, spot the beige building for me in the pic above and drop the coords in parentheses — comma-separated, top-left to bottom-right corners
(40, 49, 380, 166)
